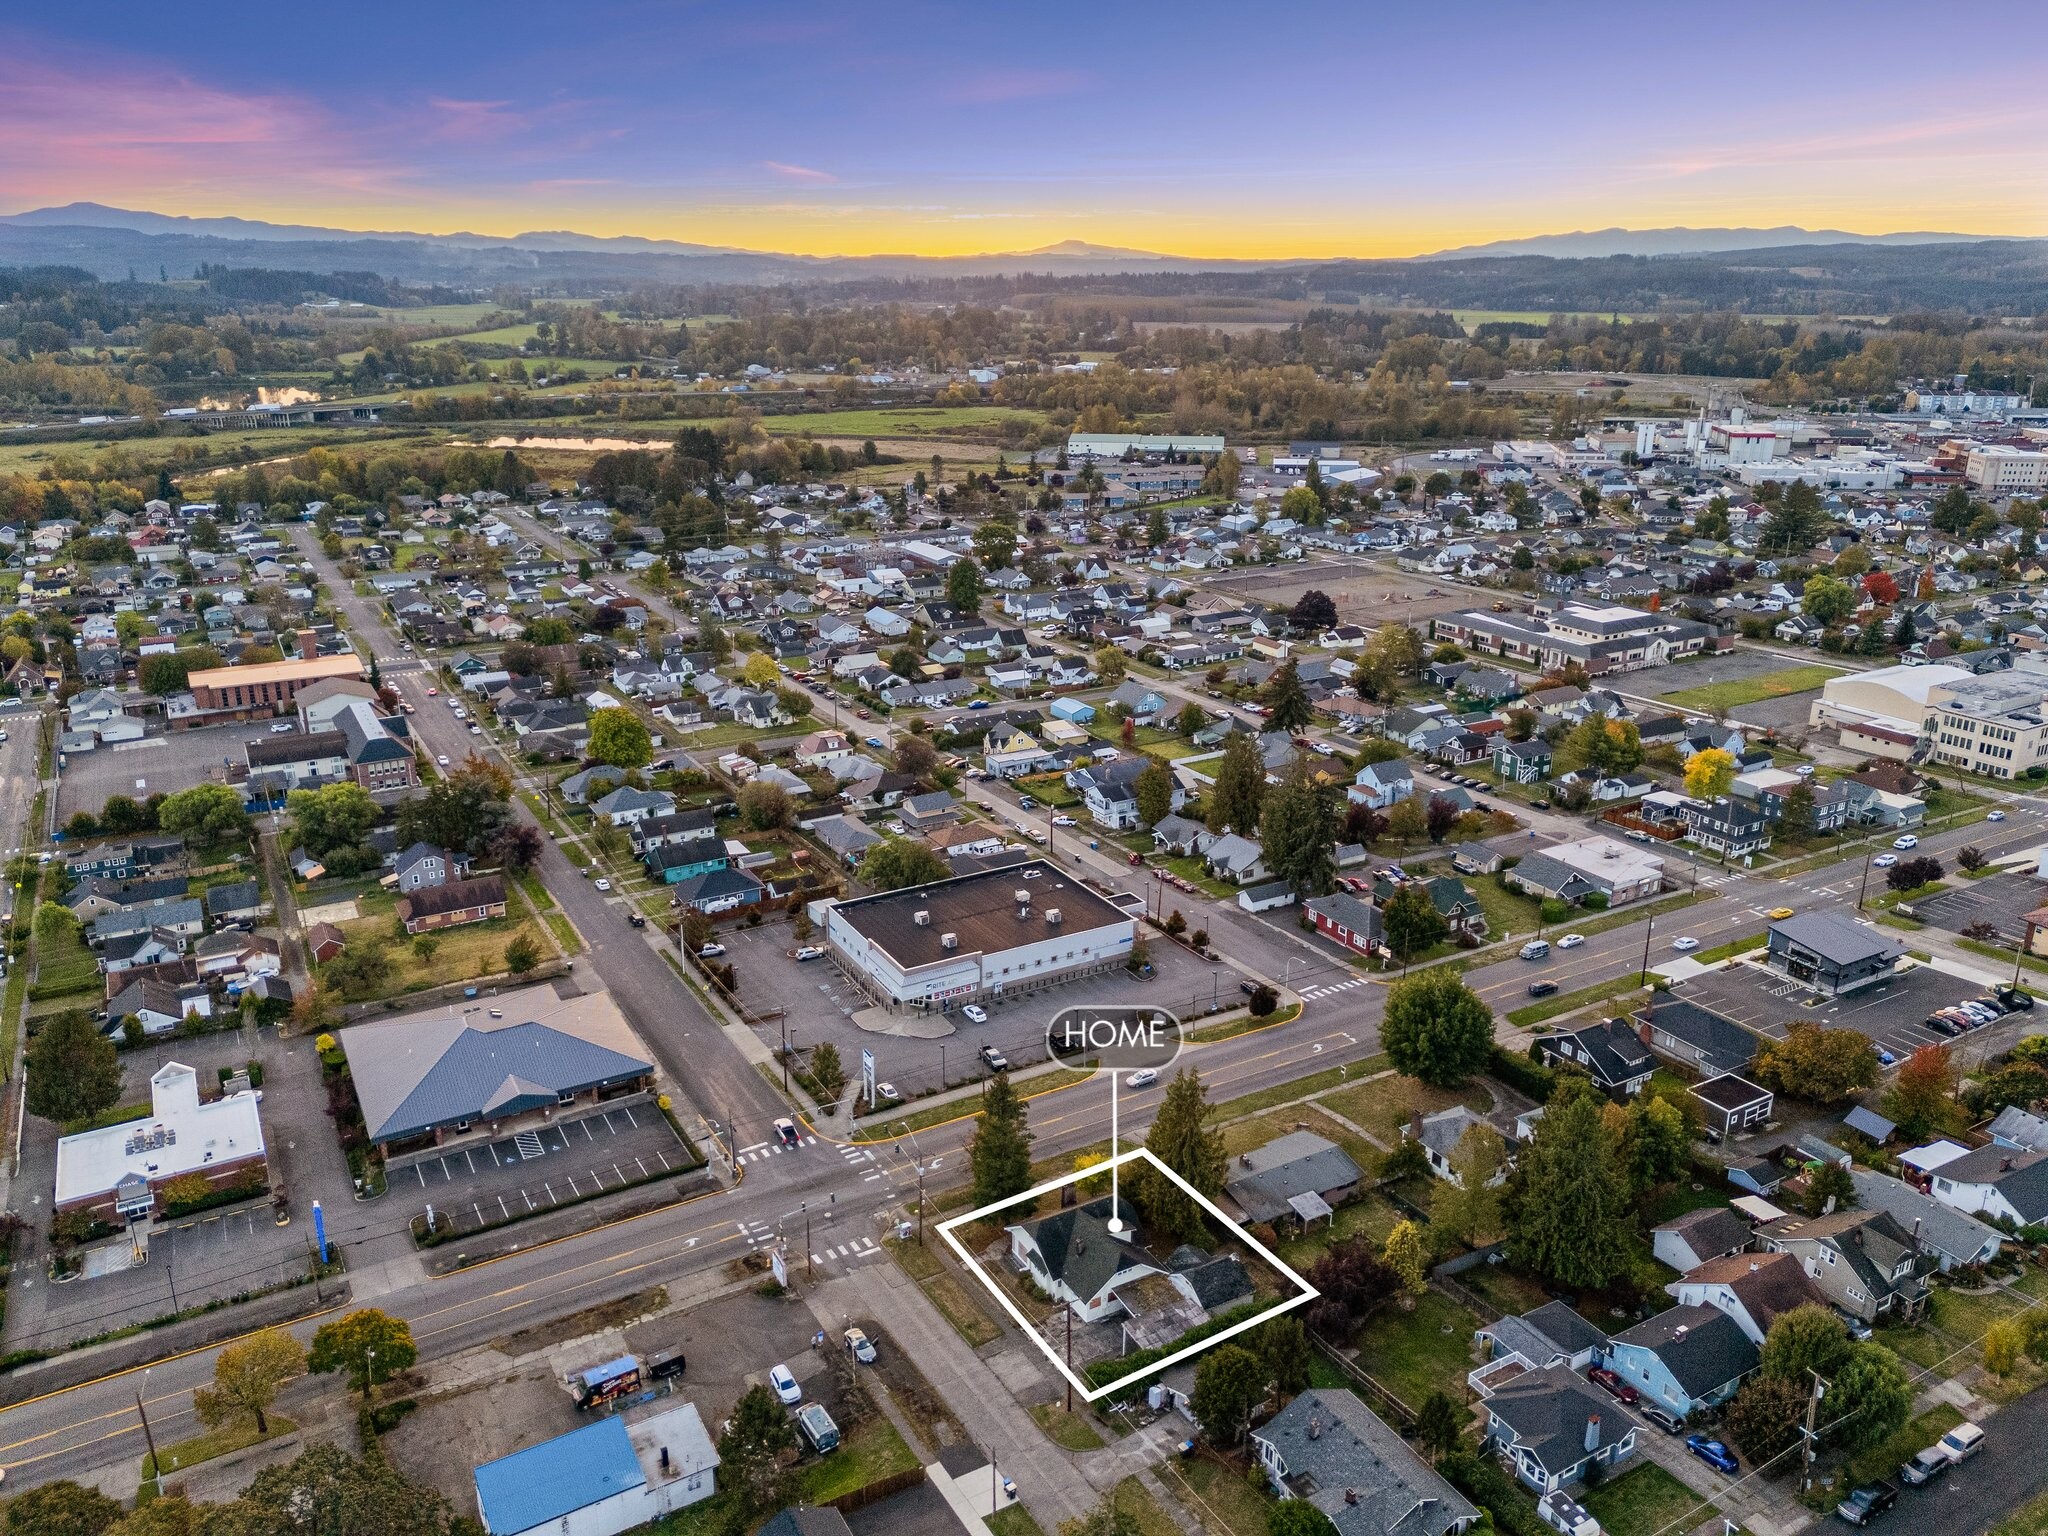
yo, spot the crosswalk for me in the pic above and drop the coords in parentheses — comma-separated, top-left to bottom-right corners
(811, 1236, 883, 1268)
(1299, 975, 1372, 1003)
(840, 1144, 887, 1184)
(734, 1135, 816, 1164)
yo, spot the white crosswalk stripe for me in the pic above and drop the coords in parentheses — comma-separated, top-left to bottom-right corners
(1299, 976, 1371, 1001)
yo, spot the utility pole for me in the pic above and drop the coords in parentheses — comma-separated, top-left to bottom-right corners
(1801, 1369, 1827, 1490)
(1856, 846, 1876, 911)
(804, 1204, 813, 1279)
(1638, 910, 1656, 986)
(137, 1375, 163, 1497)
(1065, 1307, 1074, 1412)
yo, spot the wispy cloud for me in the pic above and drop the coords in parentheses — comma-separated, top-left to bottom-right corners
(940, 68, 1087, 106)
(762, 160, 835, 183)
(423, 97, 521, 142)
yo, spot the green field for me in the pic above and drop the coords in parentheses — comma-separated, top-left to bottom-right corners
(759, 405, 1045, 439)
(1659, 664, 1844, 711)
(444, 322, 545, 348)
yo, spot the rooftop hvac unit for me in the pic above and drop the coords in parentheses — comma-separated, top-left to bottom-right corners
(913, 910, 931, 926)
(1046, 908, 1062, 925)
(940, 932, 959, 950)
(1013, 888, 1032, 905)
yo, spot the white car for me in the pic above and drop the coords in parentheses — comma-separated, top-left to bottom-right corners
(1872, 853, 1899, 868)
(769, 1364, 801, 1404)
(1988, 810, 2007, 822)
(1053, 814, 1077, 827)
(698, 943, 726, 958)
(436, 754, 450, 767)
(595, 878, 612, 891)
(1556, 933, 1586, 949)
(1893, 834, 1919, 850)
(962, 1004, 989, 1024)
(1793, 764, 1816, 777)
(1124, 1068, 1158, 1089)
(269, 722, 294, 734)
(1671, 936, 1700, 952)
(794, 945, 825, 961)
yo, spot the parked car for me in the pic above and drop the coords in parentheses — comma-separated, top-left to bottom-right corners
(697, 943, 727, 958)
(979, 1044, 1009, 1071)
(1053, 814, 1077, 827)
(1937, 1422, 1986, 1464)
(1640, 1405, 1684, 1436)
(595, 878, 612, 891)
(864, 736, 885, 749)
(628, 913, 646, 929)
(769, 1364, 802, 1405)
(1672, 936, 1700, 952)
(962, 1004, 989, 1024)
(1836, 1482, 1899, 1526)
(1898, 1447, 1950, 1487)
(1239, 979, 1261, 996)
(1587, 1367, 1638, 1404)
(269, 722, 294, 734)
(1686, 1436, 1739, 1474)
(794, 946, 825, 961)
(1519, 940, 1551, 961)
(844, 1328, 877, 1364)
(436, 754, 450, 767)
(1017, 795, 1038, 811)
(1996, 985, 2036, 1011)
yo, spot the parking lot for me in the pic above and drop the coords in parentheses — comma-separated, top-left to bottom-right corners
(55, 717, 283, 822)
(396, 1098, 693, 1239)
(1673, 957, 2004, 1061)
(1908, 871, 2048, 946)
(717, 914, 1218, 1100)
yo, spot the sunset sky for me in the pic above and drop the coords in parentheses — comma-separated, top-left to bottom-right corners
(6, 0, 2047, 259)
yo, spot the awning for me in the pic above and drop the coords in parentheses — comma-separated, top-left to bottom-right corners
(1287, 1191, 1334, 1224)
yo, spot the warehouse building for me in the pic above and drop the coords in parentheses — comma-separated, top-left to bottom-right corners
(820, 858, 1135, 1010)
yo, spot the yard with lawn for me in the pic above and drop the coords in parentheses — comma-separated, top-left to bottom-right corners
(1320, 1073, 1496, 1148)
(1847, 1403, 1962, 1485)
(1348, 1290, 1481, 1414)
(1880, 1283, 2029, 1372)
(1158, 1454, 1277, 1536)
(1579, 1461, 1714, 1536)
(797, 1415, 919, 1503)
(1162, 854, 1240, 900)
(1464, 874, 1548, 945)
(329, 886, 546, 996)
(32, 922, 101, 1001)
(1658, 664, 1845, 712)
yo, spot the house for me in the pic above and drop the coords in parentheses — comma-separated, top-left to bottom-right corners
(1007, 1196, 1159, 1321)
(1926, 1144, 2048, 1228)
(1667, 1251, 1828, 1348)
(559, 764, 631, 804)
(93, 898, 205, 945)
(54, 1062, 265, 1218)
(1689, 1074, 1775, 1139)
(105, 977, 211, 1036)
(395, 875, 508, 934)
(1106, 680, 1169, 724)
(1303, 892, 1382, 959)
(1203, 832, 1269, 885)
(591, 785, 675, 827)
(1600, 1305, 1757, 1419)
(1347, 760, 1414, 810)
(193, 932, 281, 983)
(1505, 836, 1665, 908)
(473, 1406, 718, 1536)
(897, 791, 960, 834)
(1536, 1018, 1655, 1096)
(1224, 1131, 1362, 1227)
(1493, 738, 1553, 784)
(1988, 1105, 2048, 1153)
(1149, 814, 1215, 858)
(1474, 1302, 1610, 1376)
(1480, 1364, 1636, 1494)
(393, 842, 458, 893)
(307, 922, 346, 963)
(1637, 999, 1761, 1079)
(1252, 1390, 1479, 1536)
(1681, 796, 1772, 858)
(1757, 1208, 1933, 1323)
(1763, 912, 1904, 996)
(665, 867, 765, 914)
(1652, 1207, 1753, 1275)
(1409, 1106, 1510, 1185)
(202, 880, 266, 924)
(1238, 880, 1296, 914)
(1847, 1169, 2003, 1271)
(1450, 843, 1505, 876)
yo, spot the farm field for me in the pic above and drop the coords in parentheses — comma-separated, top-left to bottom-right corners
(759, 404, 1046, 440)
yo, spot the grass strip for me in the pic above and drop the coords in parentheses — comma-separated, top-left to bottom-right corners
(1507, 978, 1652, 1029)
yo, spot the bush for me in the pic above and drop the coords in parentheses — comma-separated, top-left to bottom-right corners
(1580, 891, 1609, 911)
(1248, 984, 1278, 1017)
(1489, 1043, 1556, 1101)
(1539, 899, 1569, 924)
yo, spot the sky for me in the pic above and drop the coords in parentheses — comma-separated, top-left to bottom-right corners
(5, 0, 2048, 260)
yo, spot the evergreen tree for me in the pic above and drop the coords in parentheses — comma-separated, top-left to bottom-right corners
(1506, 1088, 1630, 1288)
(1262, 660, 1313, 733)
(1133, 758, 1175, 828)
(1259, 758, 1337, 898)
(968, 1071, 1034, 1209)
(25, 1012, 121, 1126)
(1141, 1068, 1226, 1242)
(947, 556, 983, 613)
(1380, 882, 1449, 960)
(1207, 732, 1267, 834)
(1415, 1392, 1465, 1462)
(1188, 1344, 1263, 1446)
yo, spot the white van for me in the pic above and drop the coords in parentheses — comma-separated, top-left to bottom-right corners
(1938, 1422, 1985, 1464)
(1519, 939, 1551, 961)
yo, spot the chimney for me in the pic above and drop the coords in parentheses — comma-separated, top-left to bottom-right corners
(1343, 1490, 1358, 1507)
(1637, 1019, 1653, 1047)
(296, 628, 318, 661)
(2004, 1157, 2015, 1172)
(659, 1447, 670, 1474)
(1584, 1413, 1601, 1455)
(1409, 1110, 1425, 1140)
(1308, 1415, 1322, 1441)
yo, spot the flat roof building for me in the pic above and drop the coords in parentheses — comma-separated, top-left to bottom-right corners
(1430, 602, 1712, 676)
(1924, 659, 2048, 781)
(186, 653, 365, 718)
(821, 857, 1135, 1009)
(55, 1061, 266, 1217)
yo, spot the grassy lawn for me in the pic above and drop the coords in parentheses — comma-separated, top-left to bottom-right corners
(987, 1507, 1047, 1536)
(1108, 1477, 1183, 1536)
(1320, 1073, 1494, 1147)
(1214, 1059, 1388, 1122)
(1579, 1461, 1714, 1536)
(1659, 665, 1844, 712)
(1693, 933, 1769, 964)
(1159, 1455, 1276, 1536)
(1453, 1260, 1552, 1317)
(1012, 771, 1081, 809)
(1509, 978, 1652, 1029)
(1274, 1190, 1407, 1270)
(1993, 1486, 2048, 1536)
(1187, 1003, 1298, 1043)
(142, 1417, 295, 1480)
(1221, 1104, 1381, 1171)
(1350, 1290, 1479, 1413)
(1465, 877, 1548, 945)
(34, 923, 101, 997)
(886, 1236, 1002, 1347)
(1162, 855, 1239, 900)
(1029, 1400, 1105, 1450)
(798, 1415, 919, 1503)
(329, 910, 544, 995)
(758, 405, 1047, 439)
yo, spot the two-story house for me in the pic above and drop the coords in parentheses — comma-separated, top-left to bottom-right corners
(1599, 1304, 1757, 1419)
(1758, 1208, 1934, 1323)
(1006, 1197, 1159, 1322)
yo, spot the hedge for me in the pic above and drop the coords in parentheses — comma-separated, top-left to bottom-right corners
(1489, 1044, 1555, 1102)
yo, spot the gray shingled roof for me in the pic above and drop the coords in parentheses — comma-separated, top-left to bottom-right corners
(1485, 1364, 1631, 1476)
(1009, 1196, 1149, 1305)
(1612, 1305, 1757, 1398)
(1225, 1131, 1363, 1224)
(345, 1013, 653, 1143)
(1254, 1389, 1477, 1536)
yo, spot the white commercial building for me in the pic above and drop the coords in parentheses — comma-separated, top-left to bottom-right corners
(54, 1061, 266, 1218)
(1809, 663, 1974, 760)
(1924, 659, 2048, 780)
(821, 858, 1135, 1009)
(1966, 444, 2048, 493)
(1066, 433, 1225, 460)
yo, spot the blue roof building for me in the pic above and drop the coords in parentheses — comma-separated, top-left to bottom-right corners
(474, 1402, 718, 1536)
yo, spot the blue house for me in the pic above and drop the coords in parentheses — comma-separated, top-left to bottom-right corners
(667, 867, 764, 913)
(472, 1403, 719, 1536)
(1600, 1304, 1756, 1419)
(645, 844, 730, 884)
(1050, 697, 1097, 724)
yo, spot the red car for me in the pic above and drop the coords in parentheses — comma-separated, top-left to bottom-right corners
(1588, 1367, 1638, 1405)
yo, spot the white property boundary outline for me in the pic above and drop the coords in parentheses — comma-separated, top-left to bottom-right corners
(936, 1144, 1319, 1403)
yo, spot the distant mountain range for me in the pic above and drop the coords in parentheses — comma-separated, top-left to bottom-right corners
(4, 204, 2046, 313)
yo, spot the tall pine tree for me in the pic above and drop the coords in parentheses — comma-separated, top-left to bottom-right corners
(968, 1071, 1034, 1209)
(1506, 1084, 1630, 1288)
(1141, 1068, 1226, 1242)
(1260, 758, 1338, 898)
(1263, 659, 1314, 733)
(1207, 732, 1267, 834)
